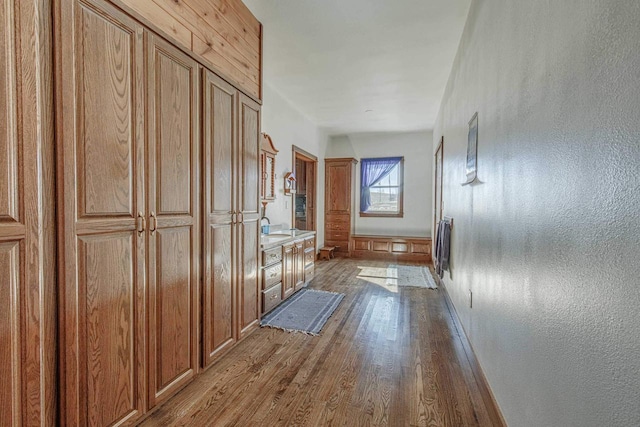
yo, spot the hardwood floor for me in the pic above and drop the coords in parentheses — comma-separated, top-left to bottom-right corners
(140, 258, 504, 426)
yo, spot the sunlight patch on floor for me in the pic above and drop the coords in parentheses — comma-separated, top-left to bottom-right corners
(356, 266, 400, 292)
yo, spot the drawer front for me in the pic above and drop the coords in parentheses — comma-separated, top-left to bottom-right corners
(262, 283, 283, 314)
(326, 230, 349, 241)
(326, 214, 350, 224)
(262, 246, 283, 266)
(262, 262, 282, 289)
(304, 249, 315, 266)
(325, 240, 349, 252)
(325, 221, 349, 231)
(304, 236, 316, 249)
(304, 265, 315, 283)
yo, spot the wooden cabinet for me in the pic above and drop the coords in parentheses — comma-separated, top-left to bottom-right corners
(57, 1, 203, 423)
(237, 94, 262, 339)
(202, 71, 238, 367)
(324, 158, 358, 256)
(57, 1, 147, 424)
(146, 33, 200, 410)
(0, 0, 56, 424)
(202, 73, 261, 366)
(261, 234, 315, 314)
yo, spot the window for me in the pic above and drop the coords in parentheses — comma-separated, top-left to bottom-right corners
(360, 157, 404, 217)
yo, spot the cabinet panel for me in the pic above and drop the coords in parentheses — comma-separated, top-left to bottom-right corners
(0, 2, 18, 223)
(0, 241, 21, 426)
(238, 222, 260, 338)
(282, 244, 295, 299)
(325, 162, 350, 214)
(202, 70, 237, 366)
(147, 33, 199, 407)
(58, 0, 146, 424)
(153, 46, 193, 215)
(79, 233, 142, 427)
(239, 95, 260, 215)
(77, 4, 137, 218)
(150, 227, 195, 398)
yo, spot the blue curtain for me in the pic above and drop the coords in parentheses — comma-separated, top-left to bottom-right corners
(360, 157, 402, 212)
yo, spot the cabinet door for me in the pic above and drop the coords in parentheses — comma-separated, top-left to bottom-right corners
(325, 161, 352, 214)
(1, 1, 55, 424)
(202, 70, 237, 366)
(282, 243, 295, 299)
(294, 241, 305, 291)
(146, 33, 200, 408)
(237, 94, 261, 339)
(57, 0, 146, 424)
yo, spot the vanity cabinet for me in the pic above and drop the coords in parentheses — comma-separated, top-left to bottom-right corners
(261, 233, 316, 314)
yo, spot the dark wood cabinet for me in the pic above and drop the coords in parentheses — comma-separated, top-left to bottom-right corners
(294, 240, 306, 291)
(282, 242, 296, 299)
(324, 158, 358, 256)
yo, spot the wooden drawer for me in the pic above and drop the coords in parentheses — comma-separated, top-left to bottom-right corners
(304, 236, 315, 249)
(304, 265, 315, 283)
(326, 230, 349, 241)
(325, 221, 349, 231)
(325, 214, 349, 224)
(304, 249, 315, 266)
(262, 246, 282, 266)
(262, 283, 282, 314)
(262, 262, 282, 289)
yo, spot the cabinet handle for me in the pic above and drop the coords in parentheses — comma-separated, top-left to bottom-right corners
(239, 212, 244, 223)
(231, 213, 237, 224)
(137, 212, 146, 234)
(270, 293, 278, 300)
(150, 212, 157, 235)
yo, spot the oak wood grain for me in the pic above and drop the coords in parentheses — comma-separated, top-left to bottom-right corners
(324, 158, 358, 256)
(56, 0, 147, 424)
(202, 69, 238, 367)
(140, 258, 505, 427)
(146, 32, 201, 409)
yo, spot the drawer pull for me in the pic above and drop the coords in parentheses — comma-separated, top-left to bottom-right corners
(270, 294, 278, 300)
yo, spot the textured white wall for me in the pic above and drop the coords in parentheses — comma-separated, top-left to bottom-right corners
(434, 1, 640, 426)
(260, 84, 329, 247)
(327, 131, 433, 236)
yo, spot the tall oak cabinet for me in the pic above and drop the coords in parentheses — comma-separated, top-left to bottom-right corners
(54, 0, 261, 425)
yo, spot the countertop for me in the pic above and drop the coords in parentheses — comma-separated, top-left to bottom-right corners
(260, 230, 316, 250)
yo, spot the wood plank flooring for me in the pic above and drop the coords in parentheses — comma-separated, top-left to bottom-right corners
(140, 258, 503, 426)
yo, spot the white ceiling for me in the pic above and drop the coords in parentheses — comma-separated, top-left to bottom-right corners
(243, 0, 471, 135)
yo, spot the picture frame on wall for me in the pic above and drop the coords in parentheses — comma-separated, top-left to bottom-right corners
(463, 112, 478, 185)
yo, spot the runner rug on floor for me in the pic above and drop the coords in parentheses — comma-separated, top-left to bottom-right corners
(260, 288, 345, 335)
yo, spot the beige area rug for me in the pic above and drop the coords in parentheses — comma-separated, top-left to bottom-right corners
(357, 265, 437, 289)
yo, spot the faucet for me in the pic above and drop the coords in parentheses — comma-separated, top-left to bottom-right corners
(260, 216, 270, 225)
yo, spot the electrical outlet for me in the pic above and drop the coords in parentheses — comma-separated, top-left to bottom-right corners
(469, 290, 473, 308)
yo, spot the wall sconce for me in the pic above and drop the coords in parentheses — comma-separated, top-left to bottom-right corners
(284, 172, 296, 195)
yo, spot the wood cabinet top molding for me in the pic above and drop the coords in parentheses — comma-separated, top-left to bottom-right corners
(260, 133, 278, 155)
(112, 0, 263, 101)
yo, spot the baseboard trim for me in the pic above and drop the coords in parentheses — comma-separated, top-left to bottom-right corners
(437, 276, 508, 427)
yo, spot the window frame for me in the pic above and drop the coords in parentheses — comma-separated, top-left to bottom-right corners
(359, 157, 404, 218)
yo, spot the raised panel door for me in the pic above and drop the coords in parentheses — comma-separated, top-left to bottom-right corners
(146, 33, 200, 408)
(325, 161, 351, 214)
(282, 243, 295, 299)
(57, 0, 146, 424)
(294, 241, 305, 291)
(202, 70, 237, 366)
(237, 94, 261, 339)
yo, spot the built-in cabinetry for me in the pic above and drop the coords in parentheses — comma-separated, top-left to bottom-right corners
(261, 234, 316, 314)
(0, 0, 56, 424)
(56, 0, 261, 425)
(324, 158, 358, 256)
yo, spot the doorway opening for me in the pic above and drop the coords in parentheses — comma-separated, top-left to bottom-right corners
(292, 146, 318, 231)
